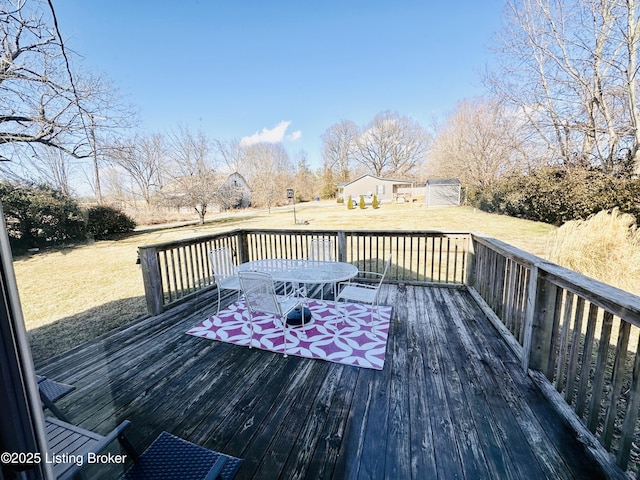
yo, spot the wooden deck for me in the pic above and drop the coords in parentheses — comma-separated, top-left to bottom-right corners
(37, 284, 608, 479)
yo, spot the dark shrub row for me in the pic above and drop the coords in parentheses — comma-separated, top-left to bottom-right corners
(0, 182, 136, 252)
(473, 167, 640, 226)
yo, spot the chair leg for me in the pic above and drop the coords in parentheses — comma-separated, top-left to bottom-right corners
(370, 303, 375, 334)
(281, 316, 288, 357)
(299, 298, 308, 338)
(371, 300, 381, 335)
(245, 310, 254, 349)
(116, 431, 140, 461)
(335, 299, 346, 327)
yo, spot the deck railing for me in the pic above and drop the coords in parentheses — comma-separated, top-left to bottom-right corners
(470, 233, 640, 476)
(138, 229, 470, 315)
(138, 228, 640, 476)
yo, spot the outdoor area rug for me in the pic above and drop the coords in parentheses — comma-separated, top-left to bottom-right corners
(186, 299, 393, 370)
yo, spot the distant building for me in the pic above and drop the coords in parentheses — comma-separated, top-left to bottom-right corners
(222, 172, 251, 209)
(425, 178, 461, 206)
(337, 174, 414, 203)
(160, 172, 251, 212)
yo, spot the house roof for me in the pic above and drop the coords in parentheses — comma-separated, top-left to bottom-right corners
(338, 174, 413, 187)
(226, 172, 249, 186)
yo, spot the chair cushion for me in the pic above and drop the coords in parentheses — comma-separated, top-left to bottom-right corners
(218, 275, 241, 291)
(337, 284, 377, 304)
(122, 432, 242, 480)
(37, 376, 75, 403)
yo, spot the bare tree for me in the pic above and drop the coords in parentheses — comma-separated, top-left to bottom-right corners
(321, 120, 358, 183)
(487, 0, 640, 173)
(101, 164, 128, 206)
(427, 98, 527, 193)
(35, 147, 75, 196)
(0, 0, 91, 159)
(167, 126, 221, 224)
(0, 144, 76, 195)
(108, 134, 167, 206)
(0, 1, 137, 199)
(80, 75, 137, 203)
(293, 150, 318, 201)
(353, 111, 429, 178)
(213, 138, 245, 173)
(242, 143, 292, 212)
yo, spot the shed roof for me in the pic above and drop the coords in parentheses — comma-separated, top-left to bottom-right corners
(426, 178, 460, 186)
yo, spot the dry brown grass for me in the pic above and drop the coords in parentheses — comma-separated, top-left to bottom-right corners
(545, 208, 640, 296)
(17, 201, 557, 364)
(545, 209, 640, 358)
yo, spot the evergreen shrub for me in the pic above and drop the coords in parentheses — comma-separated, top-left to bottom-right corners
(86, 205, 136, 239)
(0, 181, 85, 251)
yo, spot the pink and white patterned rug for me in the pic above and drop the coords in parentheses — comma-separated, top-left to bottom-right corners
(186, 299, 393, 370)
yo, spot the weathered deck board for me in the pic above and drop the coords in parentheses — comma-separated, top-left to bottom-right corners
(37, 285, 609, 479)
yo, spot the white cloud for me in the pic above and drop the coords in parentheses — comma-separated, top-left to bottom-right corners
(240, 120, 302, 146)
(286, 129, 302, 142)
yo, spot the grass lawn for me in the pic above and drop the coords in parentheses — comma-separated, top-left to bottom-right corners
(16, 201, 556, 365)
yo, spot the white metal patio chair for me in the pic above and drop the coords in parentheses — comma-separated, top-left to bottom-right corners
(307, 238, 335, 299)
(308, 238, 334, 262)
(335, 254, 392, 328)
(209, 247, 242, 314)
(239, 271, 304, 357)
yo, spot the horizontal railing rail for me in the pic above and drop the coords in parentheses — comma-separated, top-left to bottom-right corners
(470, 233, 640, 476)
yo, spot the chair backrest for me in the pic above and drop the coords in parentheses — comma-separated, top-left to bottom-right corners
(209, 247, 235, 283)
(238, 271, 282, 316)
(376, 254, 393, 289)
(308, 238, 334, 262)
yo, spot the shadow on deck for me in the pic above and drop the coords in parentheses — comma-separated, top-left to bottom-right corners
(37, 284, 607, 479)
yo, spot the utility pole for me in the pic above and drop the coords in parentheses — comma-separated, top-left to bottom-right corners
(89, 114, 103, 204)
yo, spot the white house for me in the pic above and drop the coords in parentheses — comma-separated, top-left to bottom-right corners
(337, 175, 414, 203)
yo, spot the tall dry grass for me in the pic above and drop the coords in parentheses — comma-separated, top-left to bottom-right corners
(545, 208, 640, 296)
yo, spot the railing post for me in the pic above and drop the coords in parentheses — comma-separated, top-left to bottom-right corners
(522, 265, 557, 374)
(465, 234, 476, 287)
(337, 231, 347, 263)
(237, 230, 249, 264)
(138, 246, 164, 316)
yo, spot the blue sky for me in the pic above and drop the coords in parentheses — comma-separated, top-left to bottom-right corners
(55, 0, 505, 169)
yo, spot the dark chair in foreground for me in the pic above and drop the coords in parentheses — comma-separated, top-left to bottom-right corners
(36, 374, 75, 403)
(120, 431, 242, 480)
(47, 416, 242, 480)
(36, 374, 75, 422)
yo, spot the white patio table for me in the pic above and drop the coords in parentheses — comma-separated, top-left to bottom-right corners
(236, 258, 358, 285)
(236, 259, 358, 325)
